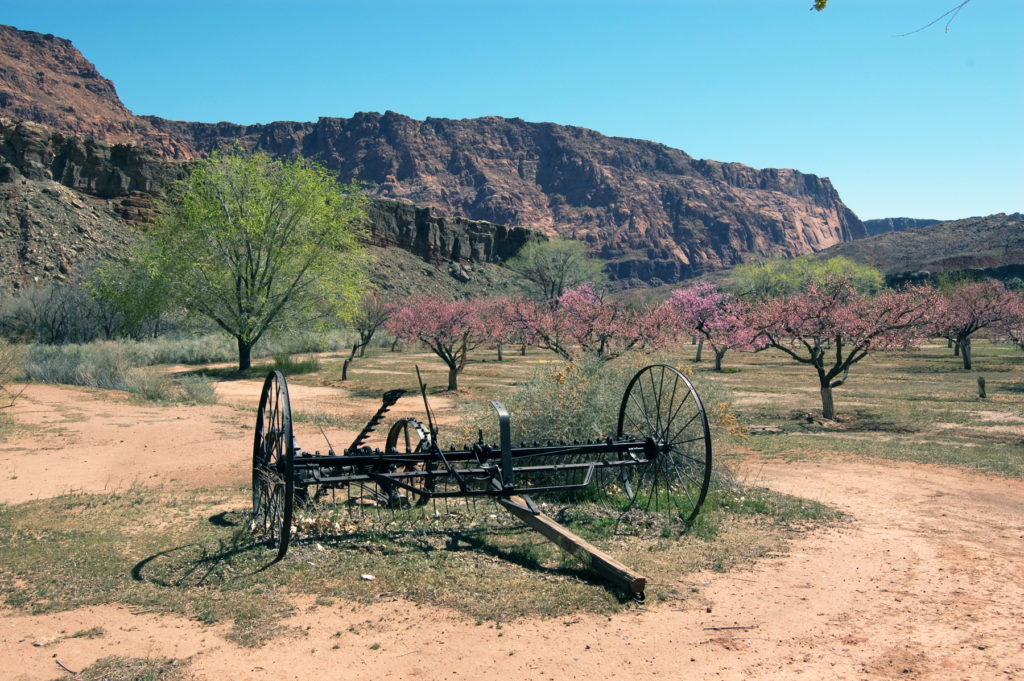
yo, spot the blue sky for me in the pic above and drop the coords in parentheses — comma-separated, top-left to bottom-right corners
(4, 0, 1022, 221)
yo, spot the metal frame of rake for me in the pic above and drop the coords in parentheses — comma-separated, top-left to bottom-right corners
(250, 364, 712, 598)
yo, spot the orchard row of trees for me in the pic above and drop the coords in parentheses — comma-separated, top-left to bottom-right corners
(4, 149, 1020, 425)
(379, 276, 1024, 420)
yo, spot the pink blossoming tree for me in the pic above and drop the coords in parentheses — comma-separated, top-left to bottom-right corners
(666, 283, 765, 371)
(930, 280, 1019, 370)
(752, 277, 933, 420)
(512, 285, 670, 362)
(474, 296, 522, 361)
(384, 297, 484, 391)
(999, 289, 1024, 352)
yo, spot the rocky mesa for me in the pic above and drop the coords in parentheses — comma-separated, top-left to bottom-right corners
(2, 23, 868, 286)
(0, 117, 536, 291)
(146, 112, 867, 284)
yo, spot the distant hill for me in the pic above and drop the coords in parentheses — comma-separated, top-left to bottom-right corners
(861, 217, 942, 237)
(0, 23, 869, 287)
(819, 213, 1024, 282)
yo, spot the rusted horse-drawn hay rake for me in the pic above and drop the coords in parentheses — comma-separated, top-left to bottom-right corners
(251, 364, 712, 597)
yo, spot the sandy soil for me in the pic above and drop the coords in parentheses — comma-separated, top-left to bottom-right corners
(1, 383, 1022, 680)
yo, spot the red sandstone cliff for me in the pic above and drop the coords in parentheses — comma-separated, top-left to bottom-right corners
(1, 23, 868, 284)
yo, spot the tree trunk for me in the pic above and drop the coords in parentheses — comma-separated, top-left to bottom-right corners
(820, 383, 836, 420)
(497, 342, 504, 362)
(237, 337, 252, 371)
(520, 342, 527, 356)
(714, 348, 726, 372)
(447, 364, 459, 391)
(961, 337, 972, 370)
(954, 340, 960, 356)
(342, 343, 358, 381)
(695, 338, 704, 362)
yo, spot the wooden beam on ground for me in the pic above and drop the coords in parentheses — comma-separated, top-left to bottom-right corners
(497, 495, 646, 598)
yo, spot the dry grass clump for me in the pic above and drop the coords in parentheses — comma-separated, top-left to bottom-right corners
(55, 656, 194, 681)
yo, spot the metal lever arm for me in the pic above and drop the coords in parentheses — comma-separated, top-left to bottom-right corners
(490, 400, 514, 489)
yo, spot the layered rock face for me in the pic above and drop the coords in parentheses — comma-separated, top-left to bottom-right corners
(148, 112, 868, 284)
(0, 119, 157, 289)
(0, 118, 182, 200)
(0, 25, 193, 158)
(366, 198, 538, 265)
(2, 22, 869, 286)
(0, 118, 535, 290)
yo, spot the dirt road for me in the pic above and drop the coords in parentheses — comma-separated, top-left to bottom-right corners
(1, 384, 1021, 680)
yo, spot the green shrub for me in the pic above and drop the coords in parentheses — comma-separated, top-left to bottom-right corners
(122, 368, 168, 401)
(176, 374, 217, 404)
(457, 353, 740, 446)
(0, 339, 26, 397)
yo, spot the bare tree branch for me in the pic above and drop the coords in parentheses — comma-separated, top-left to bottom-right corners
(895, 0, 973, 36)
(812, 1, 975, 36)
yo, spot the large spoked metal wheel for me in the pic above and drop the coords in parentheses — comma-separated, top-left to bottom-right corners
(616, 364, 712, 528)
(252, 370, 295, 559)
(384, 417, 435, 507)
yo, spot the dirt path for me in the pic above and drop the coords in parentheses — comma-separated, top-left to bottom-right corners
(1, 384, 1022, 680)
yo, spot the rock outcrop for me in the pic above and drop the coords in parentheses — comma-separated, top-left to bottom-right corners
(0, 118, 540, 290)
(0, 117, 181, 223)
(0, 117, 175, 289)
(144, 112, 867, 284)
(0, 25, 194, 158)
(2, 22, 871, 286)
(366, 198, 538, 265)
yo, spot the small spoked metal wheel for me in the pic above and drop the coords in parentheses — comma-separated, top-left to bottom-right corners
(384, 417, 435, 507)
(252, 370, 295, 559)
(616, 364, 712, 528)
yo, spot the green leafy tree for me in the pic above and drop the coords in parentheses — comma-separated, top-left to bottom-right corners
(91, 255, 175, 339)
(505, 238, 607, 300)
(143, 150, 368, 370)
(731, 255, 885, 298)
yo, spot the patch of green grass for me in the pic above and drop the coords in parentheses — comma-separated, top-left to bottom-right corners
(706, 340, 1024, 476)
(272, 353, 321, 375)
(0, 479, 831, 638)
(0, 411, 17, 441)
(290, 409, 370, 432)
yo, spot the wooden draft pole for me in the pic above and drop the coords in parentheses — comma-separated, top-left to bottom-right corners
(498, 495, 647, 599)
